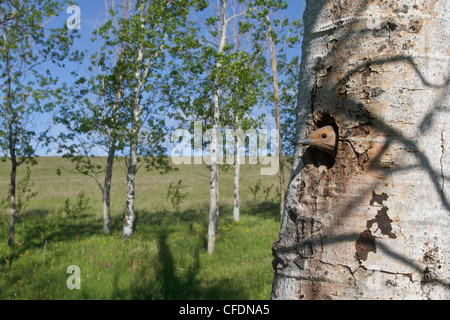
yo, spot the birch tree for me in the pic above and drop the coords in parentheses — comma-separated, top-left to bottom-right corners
(206, 0, 228, 254)
(118, 0, 197, 239)
(224, 8, 266, 223)
(55, 56, 125, 235)
(176, 0, 266, 254)
(0, 0, 80, 246)
(173, 0, 248, 254)
(55, 0, 129, 234)
(271, 0, 449, 299)
(227, 55, 266, 223)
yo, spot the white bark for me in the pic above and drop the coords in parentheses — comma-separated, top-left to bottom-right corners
(233, 117, 242, 222)
(272, 0, 449, 300)
(121, 73, 141, 238)
(208, 123, 218, 254)
(122, 2, 145, 239)
(208, 0, 228, 255)
(122, 139, 137, 239)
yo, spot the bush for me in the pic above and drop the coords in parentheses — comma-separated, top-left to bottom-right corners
(62, 191, 92, 218)
(249, 179, 279, 202)
(167, 180, 189, 211)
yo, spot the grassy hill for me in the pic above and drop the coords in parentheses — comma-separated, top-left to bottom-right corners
(0, 157, 288, 299)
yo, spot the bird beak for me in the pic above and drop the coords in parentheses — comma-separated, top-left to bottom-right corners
(295, 138, 315, 146)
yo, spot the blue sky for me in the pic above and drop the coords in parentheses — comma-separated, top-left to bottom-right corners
(64, 0, 306, 37)
(54, 0, 306, 71)
(38, 0, 306, 156)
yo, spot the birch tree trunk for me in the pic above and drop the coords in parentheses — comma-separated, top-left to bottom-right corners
(271, 0, 449, 300)
(117, 0, 179, 238)
(122, 137, 137, 239)
(122, 3, 145, 239)
(233, 117, 242, 223)
(208, 0, 228, 255)
(122, 65, 142, 239)
(208, 88, 220, 254)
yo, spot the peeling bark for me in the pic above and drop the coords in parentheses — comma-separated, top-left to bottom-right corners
(271, 0, 449, 300)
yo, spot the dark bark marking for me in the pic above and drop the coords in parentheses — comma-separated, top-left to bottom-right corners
(355, 230, 376, 261)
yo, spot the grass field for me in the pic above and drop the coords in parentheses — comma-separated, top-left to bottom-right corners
(0, 157, 288, 300)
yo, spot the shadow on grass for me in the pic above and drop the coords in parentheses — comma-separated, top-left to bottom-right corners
(2, 200, 276, 299)
(109, 202, 276, 300)
(110, 228, 246, 300)
(134, 204, 209, 228)
(242, 200, 280, 221)
(0, 210, 103, 266)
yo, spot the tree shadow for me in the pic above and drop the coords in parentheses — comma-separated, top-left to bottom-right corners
(135, 205, 208, 227)
(243, 200, 280, 221)
(110, 228, 246, 300)
(0, 210, 103, 266)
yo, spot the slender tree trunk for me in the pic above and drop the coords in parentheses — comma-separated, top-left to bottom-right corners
(208, 90, 220, 254)
(122, 69, 141, 239)
(271, 0, 449, 300)
(8, 153, 16, 247)
(6, 47, 15, 247)
(122, 83, 140, 240)
(122, 138, 137, 239)
(233, 118, 241, 222)
(208, 150, 218, 255)
(266, 15, 285, 221)
(208, 0, 228, 255)
(102, 0, 126, 234)
(121, 1, 145, 239)
(102, 140, 115, 234)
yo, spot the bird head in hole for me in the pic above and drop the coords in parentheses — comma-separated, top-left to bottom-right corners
(296, 125, 337, 154)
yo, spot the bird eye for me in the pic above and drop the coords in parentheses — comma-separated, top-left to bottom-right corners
(321, 133, 327, 139)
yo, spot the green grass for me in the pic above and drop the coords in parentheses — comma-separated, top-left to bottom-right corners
(0, 157, 288, 300)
